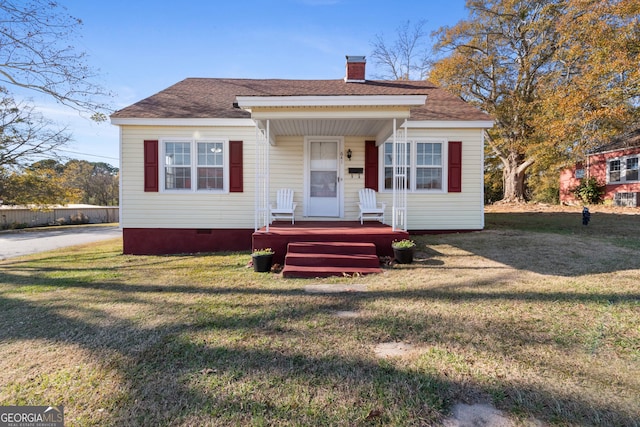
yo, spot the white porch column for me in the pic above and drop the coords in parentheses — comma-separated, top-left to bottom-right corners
(392, 119, 408, 231)
(255, 120, 270, 232)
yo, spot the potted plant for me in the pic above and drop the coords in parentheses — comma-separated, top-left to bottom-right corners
(391, 239, 415, 264)
(252, 248, 274, 272)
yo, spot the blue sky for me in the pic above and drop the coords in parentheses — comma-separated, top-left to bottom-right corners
(26, 0, 469, 167)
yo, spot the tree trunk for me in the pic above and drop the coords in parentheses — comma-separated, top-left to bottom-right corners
(501, 153, 534, 203)
(502, 163, 525, 202)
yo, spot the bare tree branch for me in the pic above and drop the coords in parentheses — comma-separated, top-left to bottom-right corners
(0, 87, 71, 168)
(370, 20, 432, 80)
(0, 0, 112, 116)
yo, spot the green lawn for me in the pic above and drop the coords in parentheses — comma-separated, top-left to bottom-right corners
(0, 211, 638, 426)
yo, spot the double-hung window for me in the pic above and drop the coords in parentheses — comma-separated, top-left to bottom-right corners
(382, 140, 445, 191)
(162, 139, 227, 192)
(383, 142, 411, 190)
(415, 142, 443, 190)
(609, 159, 621, 183)
(165, 142, 191, 190)
(626, 157, 639, 181)
(197, 142, 224, 190)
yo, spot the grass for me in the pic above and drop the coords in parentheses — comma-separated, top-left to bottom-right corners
(0, 210, 639, 426)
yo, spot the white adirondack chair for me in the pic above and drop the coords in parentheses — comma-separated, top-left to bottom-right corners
(270, 188, 297, 224)
(358, 188, 386, 224)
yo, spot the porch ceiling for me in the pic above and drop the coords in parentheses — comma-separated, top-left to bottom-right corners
(254, 117, 400, 146)
(268, 118, 389, 138)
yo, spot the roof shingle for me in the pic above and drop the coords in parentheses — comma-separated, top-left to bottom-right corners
(111, 78, 492, 122)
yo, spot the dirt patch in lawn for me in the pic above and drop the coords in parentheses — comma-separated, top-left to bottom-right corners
(373, 341, 415, 358)
(304, 283, 368, 293)
(442, 403, 516, 427)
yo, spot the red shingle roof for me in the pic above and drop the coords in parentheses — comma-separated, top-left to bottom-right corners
(111, 78, 492, 122)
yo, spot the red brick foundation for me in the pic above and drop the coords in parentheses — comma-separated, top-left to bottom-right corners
(123, 228, 253, 255)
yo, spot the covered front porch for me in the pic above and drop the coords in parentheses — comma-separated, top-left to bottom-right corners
(234, 93, 427, 235)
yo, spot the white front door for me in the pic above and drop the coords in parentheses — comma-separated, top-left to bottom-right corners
(306, 138, 342, 217)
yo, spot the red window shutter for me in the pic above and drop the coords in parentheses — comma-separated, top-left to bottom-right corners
(143, 140, 159, 192)
(448, 141, 462, 193)
(229, 140, 243, 192)
(364, 140, 378, 191)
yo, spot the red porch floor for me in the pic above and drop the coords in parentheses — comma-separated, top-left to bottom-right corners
(252, 221, 409, 264)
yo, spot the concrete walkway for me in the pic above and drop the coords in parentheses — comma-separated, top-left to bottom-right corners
(0, 225, 122, 260)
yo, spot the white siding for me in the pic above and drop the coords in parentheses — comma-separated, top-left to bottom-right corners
(120, 125, 485, 230)
(268, 136, 304, 221)
(120, 125, 257, 229)
(376, 128, 484, 230)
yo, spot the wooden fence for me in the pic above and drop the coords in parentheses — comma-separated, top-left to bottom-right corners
(1, 207, 119, 228)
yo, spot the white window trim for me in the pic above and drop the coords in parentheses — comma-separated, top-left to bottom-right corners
(607, 154, 639, 184)
(160, 138, 229, 193)
(379, 139, 448, 193)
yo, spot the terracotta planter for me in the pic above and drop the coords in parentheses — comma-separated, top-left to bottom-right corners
(393, 246, 414, 264)
(252, 254, 273, 272)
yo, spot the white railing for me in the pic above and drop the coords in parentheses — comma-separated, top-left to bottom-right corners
(254, 120, 270, 232)
(392, 119, 408, 231)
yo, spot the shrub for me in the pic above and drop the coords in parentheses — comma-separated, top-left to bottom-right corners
(572, 177, 605, 204)
(69, 212, 90, 224)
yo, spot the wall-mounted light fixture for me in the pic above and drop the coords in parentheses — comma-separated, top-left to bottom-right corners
(346, 148, 352, 161)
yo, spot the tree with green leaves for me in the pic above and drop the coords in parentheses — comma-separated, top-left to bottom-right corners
(63, 160, 119, 206)
(430, 0, 640, 202)
(1, 159, 119, 207)
(0, 160, 79, 206)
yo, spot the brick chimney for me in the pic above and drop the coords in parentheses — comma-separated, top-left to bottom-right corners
(345, 55, 366, 82)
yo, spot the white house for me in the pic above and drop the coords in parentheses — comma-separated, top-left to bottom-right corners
(111, 56, 493, 256)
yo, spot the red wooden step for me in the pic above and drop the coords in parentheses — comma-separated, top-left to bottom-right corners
(287, 241, 377, 255)
(282, 241, 382, 278)
(285, 253, 380, 268)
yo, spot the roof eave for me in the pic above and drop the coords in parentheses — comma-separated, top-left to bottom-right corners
(405, 120, 494, 129)
(110, 118, 256, 127)
(235, 95, 427, 109)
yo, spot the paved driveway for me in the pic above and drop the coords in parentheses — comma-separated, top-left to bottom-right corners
(0, 226, 122, 260)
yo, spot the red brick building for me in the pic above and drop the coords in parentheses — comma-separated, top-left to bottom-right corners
(560, 127, 640, 206)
